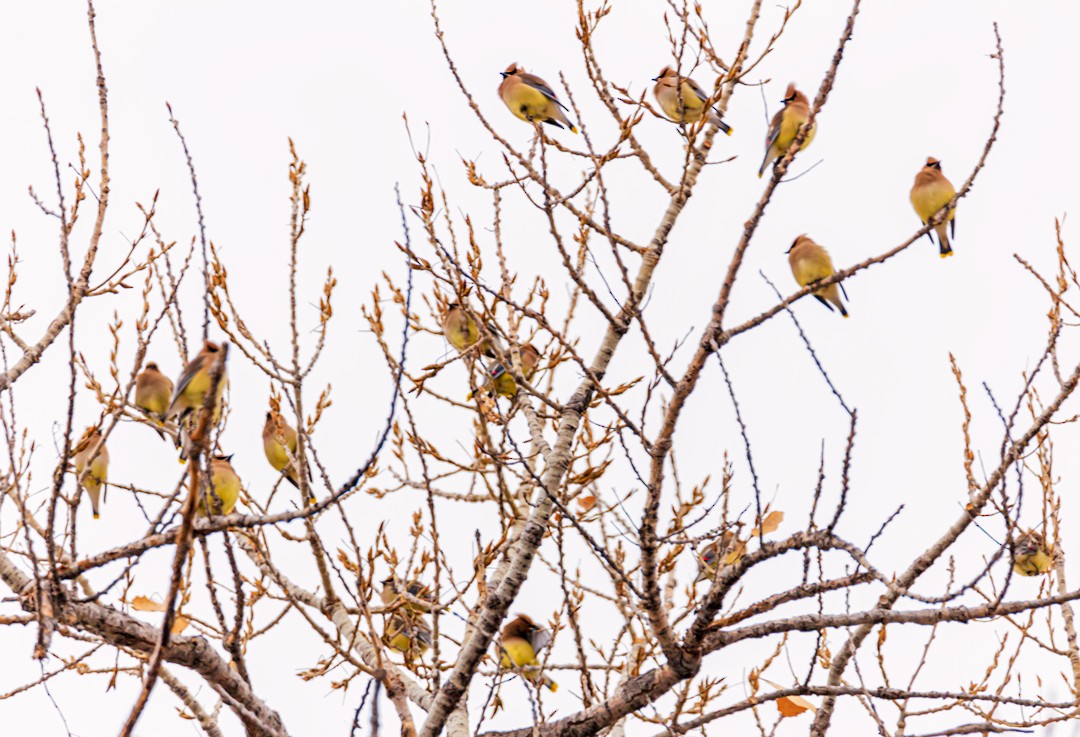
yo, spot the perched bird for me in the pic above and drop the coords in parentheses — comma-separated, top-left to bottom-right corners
(498, 63, 578, 133)
(383, 613, 433, 659)
(381, 577, 435, 614)
(134, 361, 174, 439)
(167, 341, 227, 461)
(1012, 530, 1052, 577)
(497, 615, 557, 691)
(73, 426, 108, 519)
(469, 344, 541, 400)
(262, 411, 311, 501)
(651, 66, 732, 134)
(910, 157, 958, 257)
(442, 303, 497, 358)
(758, 83, 815, 177)
(694, 531, 744, 583)
(196, 454, 242, 517)
(787, 235, 849, 317)
(166, 341, 226, 425)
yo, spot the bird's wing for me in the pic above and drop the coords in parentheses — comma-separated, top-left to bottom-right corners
(764, 110, 783, 152)
(518, 73, 568, 111)
(685, 77, 711, 103)
(169, 358, 204, 407)
(530, 627, 552, 653)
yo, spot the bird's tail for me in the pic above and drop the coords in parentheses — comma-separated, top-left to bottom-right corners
(936, 223, 953, 258)
(829, 291, 849, 318)
(86, 484, 101, 519)
(708, 111, 733, 136)
(758, 149, 773, 178)
(543, 676, 558, 692)
(553, 108, 579, 134)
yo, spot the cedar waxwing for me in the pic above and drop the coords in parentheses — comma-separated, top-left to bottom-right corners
(196, 454, 241, 517)
(497, 614, 557, 692)
(758, 83, 815, 177)
(694, 532, 745, 583)
(910, 157, 957, 258)
(73, 426, 108, 519)
(442, 303, 497, 358)
(469, 344, 541, 400)
(787, 235, 849, 317)
(383, 613, 433, 659)
(381, 577, 435, 614)
(262, 411, 312, 501)
(498, 63, 578, 133)
(166, 341, 226, 425)
(1012, 530, 1052, 577)
(167, 341, 227, 462)
(651, 66, 733, 135)
(135, 361, 174, 439)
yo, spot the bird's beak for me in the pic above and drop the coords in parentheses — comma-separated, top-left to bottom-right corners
(224, 454, 234, 462)
(651, 76, 659, 82)
(500, 72, 510, 79)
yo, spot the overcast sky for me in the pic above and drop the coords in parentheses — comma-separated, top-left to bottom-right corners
(2, 1, 1079, 735)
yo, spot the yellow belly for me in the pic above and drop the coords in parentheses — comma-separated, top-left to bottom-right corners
(137, 388, 170, 416)
(264, 438, 289, 473)
(506, 85, 554, 123)
(659, 85, 706, 123)
(910, 181, 955, 223)
(776, 113, 815, 153)
(792, 255, 833, 288)
(500, 639, 538, 669)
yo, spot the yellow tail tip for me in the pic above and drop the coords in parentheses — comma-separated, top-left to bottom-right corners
(93, 512, 100, 520)
(940, 252, 954, 259)
(547, 682, 559, 692)
(725, 127, 734, 137)
(842, 314, 850, 319)
(308, 496, 317, 506)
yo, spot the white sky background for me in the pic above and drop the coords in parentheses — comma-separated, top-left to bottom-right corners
(1, 1, 1079, 735)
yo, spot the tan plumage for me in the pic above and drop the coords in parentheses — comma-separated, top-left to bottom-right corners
(73, 426, 108, 519)
(651, 66, 732, 135)
(167, 341, 227, 461)
(442, 303, 497, 358)
(381, 577, 435, 614)
(262, 411, 311, 501)
(135, 362, 174, 419)
(759, 83, 815, 177)
(787, 235, 848, 317)
(469, 344, 541, 400)
(166, 341, 226, 424)
(498, 63, 578, 133)
(196, 454, 242, 517)
(135, 361, 173, 440)
(910, 157, 957, 257)
(383, 613, 432, 659)
(497, 615, 557, 691)
(1012, 530, 1052, 577)
(694, 531, 744, 583)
